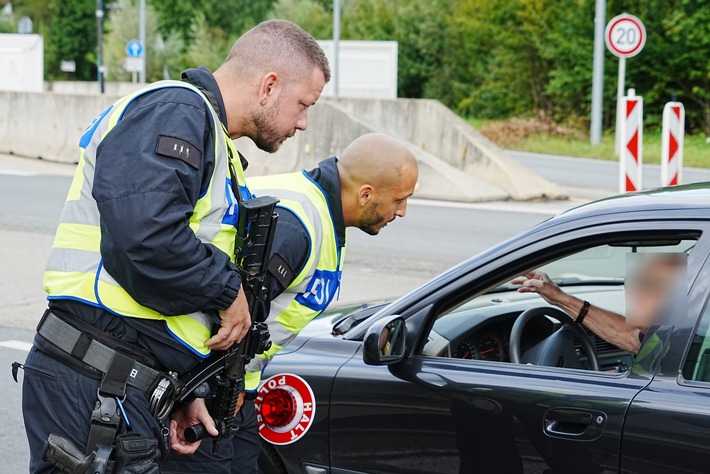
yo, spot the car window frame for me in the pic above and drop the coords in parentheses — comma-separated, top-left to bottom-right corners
(404, 223, 708, 379)
(677, 247, 710, 388)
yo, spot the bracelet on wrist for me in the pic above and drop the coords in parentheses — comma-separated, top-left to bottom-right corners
(576, 300, 590, 324)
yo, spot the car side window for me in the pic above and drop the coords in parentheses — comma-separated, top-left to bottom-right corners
(683, 299, 710, 383)
(420, 236, 696, 375)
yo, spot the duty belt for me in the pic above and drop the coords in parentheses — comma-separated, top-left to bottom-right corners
(38, 312, 162, 393)
(36, 311, 178, 422)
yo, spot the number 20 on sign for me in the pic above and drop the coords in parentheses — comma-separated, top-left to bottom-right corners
(605, 13, 646, 59)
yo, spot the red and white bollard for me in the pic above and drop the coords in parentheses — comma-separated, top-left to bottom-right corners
(661, 102, 685, 187)
(619, 89, 643, 193)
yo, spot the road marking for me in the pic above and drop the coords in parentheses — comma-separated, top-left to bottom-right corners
(508, 150, 710, 175)
(0, 170, 37, 176)
(0, 340, 33, 352)
(506, 150, 619, 167)
(409, 198, 582, 216)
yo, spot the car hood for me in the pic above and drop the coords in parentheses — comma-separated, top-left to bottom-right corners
(297, 301, 390, 339)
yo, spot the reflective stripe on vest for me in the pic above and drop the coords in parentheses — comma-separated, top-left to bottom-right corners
(43, 80, 250, 357)
(244, 170, 345, 390)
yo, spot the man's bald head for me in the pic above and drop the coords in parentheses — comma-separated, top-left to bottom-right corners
(338, 133, 419, 235)
(339, 133, 418, 188)
(222, 20, 330, 84)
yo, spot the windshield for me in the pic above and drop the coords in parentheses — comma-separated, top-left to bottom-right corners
(492, 239, 696, 292)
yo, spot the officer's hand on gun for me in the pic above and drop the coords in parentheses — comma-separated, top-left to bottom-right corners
(169, 398, 219, 454)
(206, 285, 251, 350)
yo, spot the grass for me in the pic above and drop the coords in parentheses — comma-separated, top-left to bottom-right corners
(468, 117, 710, 168)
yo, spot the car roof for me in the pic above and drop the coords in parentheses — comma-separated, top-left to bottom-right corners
(550, 182, 710, 225)
(346, 183, 710, 340)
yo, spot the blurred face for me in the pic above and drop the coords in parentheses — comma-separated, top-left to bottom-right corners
(358, 164, 418, 235)
(251, 67, 325, 153)
(626, 255, 685, 328)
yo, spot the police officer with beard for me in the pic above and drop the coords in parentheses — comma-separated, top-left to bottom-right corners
(20, 20, 329, 473)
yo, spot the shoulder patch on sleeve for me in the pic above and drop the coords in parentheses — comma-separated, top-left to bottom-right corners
(155, 135, 201, 169)
(268, 253, 296, 289)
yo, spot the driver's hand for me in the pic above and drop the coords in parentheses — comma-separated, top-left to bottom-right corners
(511, 271, 566, 306)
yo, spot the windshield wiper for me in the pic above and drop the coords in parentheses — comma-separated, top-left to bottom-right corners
(332, 303, 388, 335)
(554, 279, 625, 287)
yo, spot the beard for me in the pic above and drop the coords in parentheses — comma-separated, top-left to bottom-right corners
(358, 202, 387, 236)
(250, 98, 288, 153)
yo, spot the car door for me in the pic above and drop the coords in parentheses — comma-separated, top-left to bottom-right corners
(331, 327, 648, 474)
(329, 220, 710, 474)
(620, 249, 710, 473)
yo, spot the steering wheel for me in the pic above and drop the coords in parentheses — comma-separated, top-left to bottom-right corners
(509, 306, 600, 371)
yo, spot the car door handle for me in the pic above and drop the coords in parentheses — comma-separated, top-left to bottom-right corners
(544, 408, 606, 440)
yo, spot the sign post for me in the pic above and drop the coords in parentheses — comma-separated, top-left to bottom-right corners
(605, 13, 646, 156)
(661, 102, 685, 187)
(589, 0, 606, 146)
(125, 39, 144, 83)
(620, 89, 643, 193)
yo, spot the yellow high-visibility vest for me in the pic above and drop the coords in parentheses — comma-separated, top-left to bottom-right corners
(244, 170, 345, 390)
(43, 80, 250, 357)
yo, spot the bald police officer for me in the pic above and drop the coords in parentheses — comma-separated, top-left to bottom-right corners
(161, 133, 419, 473)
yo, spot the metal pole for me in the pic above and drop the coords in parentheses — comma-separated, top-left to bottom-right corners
(333, 0, 340, 96)
(139, 0, 146, 83)
(614, 57, 625, 156)
(589, 0, 605, 145)
(96, 0, 104, 94)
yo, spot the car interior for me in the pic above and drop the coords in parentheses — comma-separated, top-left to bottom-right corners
(421, 237, 696, 373)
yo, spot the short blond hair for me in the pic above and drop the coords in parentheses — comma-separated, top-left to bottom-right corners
(224, 20, 330, 83)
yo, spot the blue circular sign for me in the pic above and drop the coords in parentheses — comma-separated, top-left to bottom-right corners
(126, 39, 143, 58)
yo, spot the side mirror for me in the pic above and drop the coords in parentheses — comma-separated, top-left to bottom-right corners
(363, 316, 407, 366)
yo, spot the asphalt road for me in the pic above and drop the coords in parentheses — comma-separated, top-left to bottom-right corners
(509, 150, 710, 200)
(0, 153, 569, 469)
(2, 148, 691, 470)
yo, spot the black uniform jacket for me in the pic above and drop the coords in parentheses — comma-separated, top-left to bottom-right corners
(50, 67, 243, 370)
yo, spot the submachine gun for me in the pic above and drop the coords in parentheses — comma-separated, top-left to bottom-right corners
(177, 195, 279, 453)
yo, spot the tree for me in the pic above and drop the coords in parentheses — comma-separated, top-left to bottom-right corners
(44, 0, 96, 80)
(152, 0, 278, 44)
(10, 0, 52, 36)
(426, 0, 538, 119)
(200, 0, 277, 37)
(616, 0, 710, 134)
(662, 2, 710, 135)
(103, 0, 183, 81)
(340, 0, 449, 98)
(269, 0, 333, 39)
(182, 13, 232, 72)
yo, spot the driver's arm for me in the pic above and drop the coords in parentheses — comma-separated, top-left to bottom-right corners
(512, 271, 641, 354)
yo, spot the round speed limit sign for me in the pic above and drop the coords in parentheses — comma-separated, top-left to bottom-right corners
(605, 13, 646, 58)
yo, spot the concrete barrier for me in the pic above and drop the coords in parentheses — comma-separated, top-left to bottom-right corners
(328, 98, 566, 200)
(0, 88, 565, 201)
(44, 81, 143, 96)
(237, 100, 508, 202)
(0, 91, 118, 163)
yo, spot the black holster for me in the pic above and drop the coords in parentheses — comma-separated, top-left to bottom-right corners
(43, 433, 160, 474)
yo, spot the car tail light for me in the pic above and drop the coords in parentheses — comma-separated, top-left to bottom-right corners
(261, 388, 296, 428)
